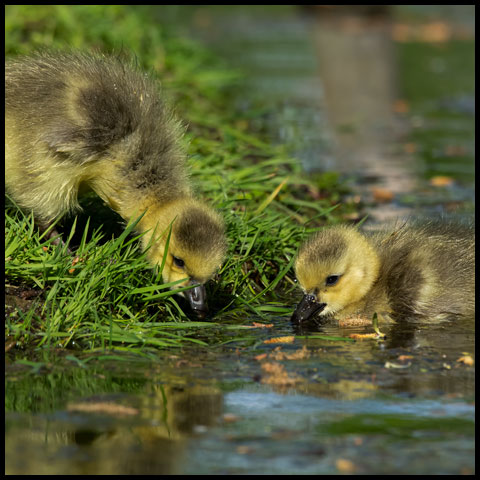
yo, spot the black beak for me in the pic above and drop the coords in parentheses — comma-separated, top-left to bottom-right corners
(291, 294, 326, 324)
(184, 283, 208, 318)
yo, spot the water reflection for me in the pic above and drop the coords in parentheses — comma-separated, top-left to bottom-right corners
(180, 5, 474, 222)
(6, 310, 475, 474)
(308, 6, 418, 217)
(6, 383, 223, 475)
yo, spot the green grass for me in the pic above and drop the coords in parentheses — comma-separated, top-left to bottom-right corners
(5, 5, 360, 354)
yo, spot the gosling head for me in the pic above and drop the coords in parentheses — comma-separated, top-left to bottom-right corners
(143, 200, 227, 317)
(292, 226, 380, 324)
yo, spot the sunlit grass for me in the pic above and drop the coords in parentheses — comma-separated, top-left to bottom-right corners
(5, 5, 360, 353)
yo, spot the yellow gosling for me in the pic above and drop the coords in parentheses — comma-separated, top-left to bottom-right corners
(5, 51, 227, 315)
(292, 221, 475, 324)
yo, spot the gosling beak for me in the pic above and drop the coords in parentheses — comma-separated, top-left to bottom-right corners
(291, 294, 326, 323)
(184, 283, 208, 318)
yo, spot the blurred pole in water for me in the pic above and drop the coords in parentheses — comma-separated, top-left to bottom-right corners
(303, 6, 417, 215)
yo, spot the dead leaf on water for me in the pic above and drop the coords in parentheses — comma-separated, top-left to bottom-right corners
(264, 336, 295, 344)
(456, 355, 474, 366)
(430, 175, 454, 187)
(336, 458, 356, 474)
(236, 445, 253, 455)
(269, 345, 310, 361)
(254, 353, 268, 361)
(420, 22, 451, 43)
(222, 413, 241, 423)
(403, 142, 416, 154)
(392, 99, 410, 114)
(444, 145, 467, 156)
(392, 21, 452, 43)
(67, 402, 139, 416)
(238, 322, 274, 329)
(261, 362, 299, 386)
(371, 187, 394, 203)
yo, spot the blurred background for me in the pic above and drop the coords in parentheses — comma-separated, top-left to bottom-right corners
(173, 5, 475, 222)
(6, 5, 475, 222)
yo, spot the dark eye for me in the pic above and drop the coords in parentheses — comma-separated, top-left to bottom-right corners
(173, 256, 185, 268)
(326, 275, 340, 286)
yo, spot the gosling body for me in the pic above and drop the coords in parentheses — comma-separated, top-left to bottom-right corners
(292, 221, 475, 323)
(5, 51, 226, 314)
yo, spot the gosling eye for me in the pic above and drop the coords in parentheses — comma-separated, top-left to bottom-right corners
(325, 275, 340, 286)
(172, 256, 185, 268)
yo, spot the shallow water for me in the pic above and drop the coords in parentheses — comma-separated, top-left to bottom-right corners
(5, 316, 475, 474)
(5, 5, 475, 475)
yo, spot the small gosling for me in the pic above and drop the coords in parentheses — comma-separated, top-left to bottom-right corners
(291, 221, 475, 324)
(5, 51, 227, 315)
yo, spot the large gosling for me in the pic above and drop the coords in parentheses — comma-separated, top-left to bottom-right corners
(5, 51, 227, 315)
(292, 221, 475, 324)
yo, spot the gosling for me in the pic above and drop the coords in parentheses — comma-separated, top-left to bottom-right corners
(291, 221, 475, 324)
(5, 51, 227, 316)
